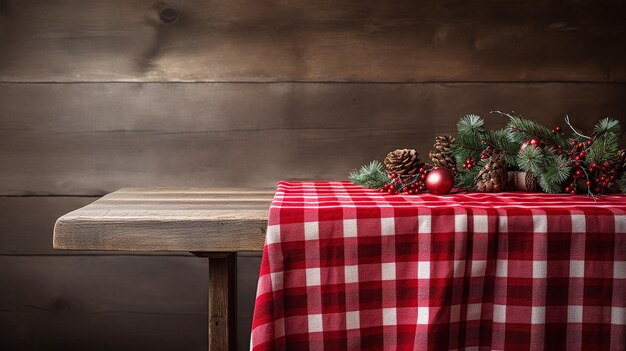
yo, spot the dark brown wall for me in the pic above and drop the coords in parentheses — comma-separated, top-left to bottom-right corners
(1, 0, 625, 350)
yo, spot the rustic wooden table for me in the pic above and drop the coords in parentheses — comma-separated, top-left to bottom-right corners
(53, 188, 272, 351)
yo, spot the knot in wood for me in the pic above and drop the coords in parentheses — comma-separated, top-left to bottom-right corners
(159, 8, 178, 24)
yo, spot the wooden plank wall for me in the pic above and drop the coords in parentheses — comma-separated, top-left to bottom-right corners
(1, 0, 624, 350)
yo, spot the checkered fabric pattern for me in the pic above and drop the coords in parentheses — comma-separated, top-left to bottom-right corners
(250, 181, 626, 351)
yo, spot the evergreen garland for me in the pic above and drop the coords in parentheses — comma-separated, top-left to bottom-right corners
(348, 112, 625, 197)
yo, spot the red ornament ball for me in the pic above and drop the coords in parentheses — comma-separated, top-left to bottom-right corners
(520, 138, 540, 152)
(425, 167, 454, 195)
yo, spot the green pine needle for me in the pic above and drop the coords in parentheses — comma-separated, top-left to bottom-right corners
(505, 116, 565, 148)
(517, 146, 544, 175)
(539, 155, 571, 193)
(593, 118, 621, 136)
(587, 132, 619, 164)
(485, 129, 519, 168)
(457, 114, 486, 136)
(349, 160, 389, 189)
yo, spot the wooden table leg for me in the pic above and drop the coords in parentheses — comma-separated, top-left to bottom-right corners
(208, 253, 237, 351)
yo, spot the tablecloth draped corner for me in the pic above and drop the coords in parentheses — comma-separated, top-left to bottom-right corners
(251, 181, 626, 351)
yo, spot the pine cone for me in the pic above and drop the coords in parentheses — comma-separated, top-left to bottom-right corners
(384, 149, 422, 176)
(475, 150, 508, 192)
(429, 135, 455, 169)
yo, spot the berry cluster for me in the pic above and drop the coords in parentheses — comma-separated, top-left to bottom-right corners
(461, 157, 475, 170)
(563, 137, 621, 194)
(551, 125, 562, 134)
(381, 168, 427, 195)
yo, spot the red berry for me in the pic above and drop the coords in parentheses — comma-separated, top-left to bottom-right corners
(586, 180, 592, 187)
(551, 129, 556, 134)
(391, 173, 397, 179)
(578, 142, 584, 149)
(387, 189, 394, 194)
(579, 151, 586, 157)
(555, 126, 562, 132)
(421, 174, 426, 180)
(389, 185, 395, 190)
(591, 163, 597, 168)
(571, 190, 576, 195)
(610, 175, 617, 181)
(587, 140, 593, 146)
(419, 167, 425, 174)
(467, 164, 473, 169)
(402, 187, 408, 192)
(565, 187, 571, 192)
(462, 164, 467, 169)
(571, 140, 577, 146)
(575, 162, 581, 167)
(595, 187, 601, 192)
(451, 167, 456, 172)
(575, 156, 580, 161)
(557, 150, 563, 155)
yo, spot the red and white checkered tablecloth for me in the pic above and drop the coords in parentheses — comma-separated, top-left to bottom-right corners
(250, 181, 626, 351)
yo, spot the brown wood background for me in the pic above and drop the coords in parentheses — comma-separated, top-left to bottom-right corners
(1, 0, 625, 350)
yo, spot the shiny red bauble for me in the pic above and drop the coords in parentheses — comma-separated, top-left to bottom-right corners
(520, 138, 540, 152)
(425, 167, 454, 195)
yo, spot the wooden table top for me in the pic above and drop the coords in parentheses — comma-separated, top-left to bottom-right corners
(53, 188, 273, 252)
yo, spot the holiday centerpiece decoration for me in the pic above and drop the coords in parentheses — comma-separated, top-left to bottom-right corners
(349, 112, 626, 197)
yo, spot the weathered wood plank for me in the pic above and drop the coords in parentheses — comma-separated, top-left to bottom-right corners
(0, 255, 208, 350)
(0, 196, 200, 255)
(0, 0, 624, 82)
(1, 82, 625, 195)
(53, 188, 271, 252)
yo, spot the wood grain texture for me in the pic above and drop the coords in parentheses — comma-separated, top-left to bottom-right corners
(0, 0, 624, 82)
(53, 188, 272, 252)
(208, 255, 237, 351)
(1, 82, 625, 195)
(0, 255, 208, 350)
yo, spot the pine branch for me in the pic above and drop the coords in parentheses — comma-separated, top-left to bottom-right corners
(587, 132, 619, 164)
(505, 116, 565, 147)
(593, 117, 621, 136)
(485, 129, 519, 168)
(517, 146, 544, 175)
(457, 114, 486, 136)
(539, 154, 571, 193)
(349, 160, 389, 189)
